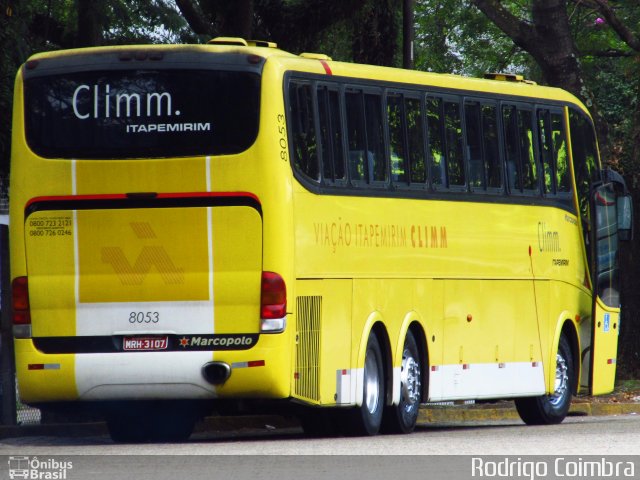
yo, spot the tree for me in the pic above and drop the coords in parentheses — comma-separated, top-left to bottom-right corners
(470, 1, 604, 138)
(0, 0, 33, 175)
(0, 0, 194, 173)
(414, 0, 535, 76)
(588, 0, 640, 377)
(174, 0, 402, 66)
(77, 0, 106, 47)
(470, 0, 640, 378)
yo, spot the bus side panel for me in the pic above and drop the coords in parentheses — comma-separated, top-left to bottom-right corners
(14, 341, 77, 402)
(293, 279, 353, 406)
(437, 279, 544, 401)
(545, 281, 590, 395)
(24, 211, 76, 337)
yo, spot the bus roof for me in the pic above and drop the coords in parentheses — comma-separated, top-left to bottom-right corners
(273, 55, 588, 113)
(22, 40, 589, 115)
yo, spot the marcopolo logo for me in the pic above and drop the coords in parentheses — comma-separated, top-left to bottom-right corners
(8, 456, 73, 480)
(178, 334, 258, 351)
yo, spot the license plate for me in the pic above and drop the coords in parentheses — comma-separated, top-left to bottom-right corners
(123, 337, 168, 351)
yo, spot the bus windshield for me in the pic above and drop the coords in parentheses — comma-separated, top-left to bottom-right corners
(24, 68, 260, 159)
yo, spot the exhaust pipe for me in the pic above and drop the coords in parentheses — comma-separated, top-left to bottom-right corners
(202, 362, 231, 385)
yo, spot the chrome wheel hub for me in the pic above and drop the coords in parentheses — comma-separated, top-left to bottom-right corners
(400, 348, 421, 411)
(549, 353, 568, 407)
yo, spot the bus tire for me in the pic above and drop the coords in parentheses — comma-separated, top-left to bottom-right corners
(347, 332, 385, 436)
(382, 330, 422, 434)
(106, 406, 153, 443)
(515, 334, 574, 425)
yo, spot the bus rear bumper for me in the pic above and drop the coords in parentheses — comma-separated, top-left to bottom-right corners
(14, 337, 291, 403)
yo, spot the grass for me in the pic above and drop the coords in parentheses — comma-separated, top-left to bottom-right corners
(616, 379, 640, 393)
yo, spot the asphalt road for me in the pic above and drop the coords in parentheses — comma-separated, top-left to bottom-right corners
(1, 414, 639, 479)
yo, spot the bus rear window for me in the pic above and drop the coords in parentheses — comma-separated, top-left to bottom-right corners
(24, 69, 260, 159)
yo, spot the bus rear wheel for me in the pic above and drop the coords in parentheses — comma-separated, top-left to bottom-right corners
(346, 332, 385, 436)
(382, 330, 422, 433)
(515, 334, 574, 425)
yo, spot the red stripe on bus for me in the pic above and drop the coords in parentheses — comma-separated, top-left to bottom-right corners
(320, 60, 332, 75)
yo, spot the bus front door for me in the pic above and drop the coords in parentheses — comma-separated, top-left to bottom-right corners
(589, 182, 631, 395)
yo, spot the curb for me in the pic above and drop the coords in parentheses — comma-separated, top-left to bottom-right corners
(1, 402, 639, 440)
(418, 401, 640, 424)
(569, 401, 640, 417)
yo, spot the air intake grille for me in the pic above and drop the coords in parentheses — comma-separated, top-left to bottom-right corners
(295, 296, 321, 402)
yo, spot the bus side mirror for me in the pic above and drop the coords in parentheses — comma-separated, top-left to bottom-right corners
(617, 194, 633, 241)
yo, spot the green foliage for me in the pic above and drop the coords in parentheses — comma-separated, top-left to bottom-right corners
(103, 1, 195, 44)
(0, 1, 32, 173)
(414, 0, 535, 77)
(0, 0, 195, 173)
(569, 2, 640, 174)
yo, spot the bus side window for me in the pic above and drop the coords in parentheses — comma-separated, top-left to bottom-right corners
(502, 105, 521, 193)
(444, 100, 465, 187)
(387, 93, 407, 183)
(517, 108, 538, 192)
(569, 109, 599, 221)
(364, 92, 387, 183)
(345, 90, 367, 183)
(465, 101, 502, 192)
(552, 112, 570, 193)
(388, 93, 425, 186)
(406, 97, 426, 185)
(426, 96, 446, 188)
(482, 104, 502, 190)
(289, 81, 320, 182)
(318, 85, 346, 184)
(537, 109, 554, 194)
(464, 101, 485, 189)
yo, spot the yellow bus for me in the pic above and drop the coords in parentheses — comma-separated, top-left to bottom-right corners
(10, 38, 632, 441)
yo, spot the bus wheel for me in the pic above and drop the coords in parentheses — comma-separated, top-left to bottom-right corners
(515, 334, 574, 425)
(347, 332, 385, 436)
(382, 330, 422, 434)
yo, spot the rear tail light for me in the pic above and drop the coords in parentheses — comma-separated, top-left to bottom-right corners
(260, 271, 286, 333)
(12, 276, 32, 338)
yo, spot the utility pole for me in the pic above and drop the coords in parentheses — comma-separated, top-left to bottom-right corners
(403, 0, 414, 69)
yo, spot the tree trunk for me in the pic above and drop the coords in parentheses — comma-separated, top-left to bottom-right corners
(472, 0, 640, 376)
(76, 0, 104, 47)
(352, 0, 399, 66)
(218, 0, 253, 39)
(471, 0, 609, 155)
(174, 0, 215, 37)
(403, 0, 414, 69)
